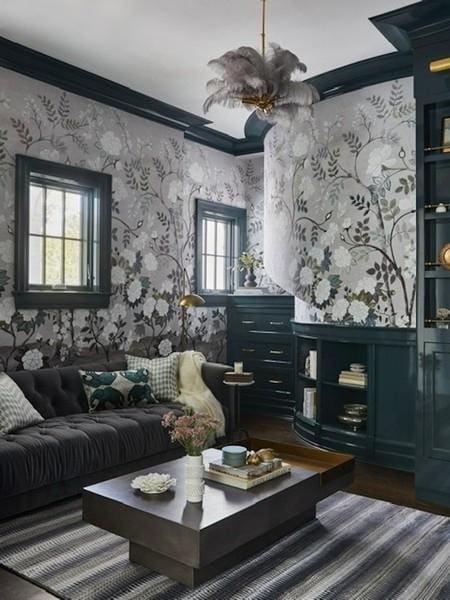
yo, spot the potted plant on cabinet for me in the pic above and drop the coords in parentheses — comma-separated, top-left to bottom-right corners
(237, 251, 263, 288)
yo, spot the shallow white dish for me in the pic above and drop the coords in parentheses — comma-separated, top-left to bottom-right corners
(130, 472, 176, 494)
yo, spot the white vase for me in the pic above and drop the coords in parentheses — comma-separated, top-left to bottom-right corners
(185, 454, 204, 503)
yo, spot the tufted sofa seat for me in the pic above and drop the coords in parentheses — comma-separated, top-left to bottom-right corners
(0, 357, 230, 519)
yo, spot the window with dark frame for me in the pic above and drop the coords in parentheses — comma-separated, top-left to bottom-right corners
(15, 155, 112, 309)
(196, 199, 246, 294)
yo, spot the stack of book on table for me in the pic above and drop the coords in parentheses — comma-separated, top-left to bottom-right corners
(338, 370, 367, 388)
(204, 458, 291, 490)
(224, 371, 254, 384)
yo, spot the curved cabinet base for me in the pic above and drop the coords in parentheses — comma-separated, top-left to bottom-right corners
(292, 323, 416, 473)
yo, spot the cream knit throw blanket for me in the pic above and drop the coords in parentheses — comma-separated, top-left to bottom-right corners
(176, 351, 225, 437)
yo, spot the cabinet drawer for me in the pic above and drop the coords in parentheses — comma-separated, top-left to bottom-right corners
(231, 312, 291, 334)
(253, 368, 294, 394)
(231, 340, 293, 364)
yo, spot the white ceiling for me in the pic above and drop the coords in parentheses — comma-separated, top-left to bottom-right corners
(0, 0, 418, 138)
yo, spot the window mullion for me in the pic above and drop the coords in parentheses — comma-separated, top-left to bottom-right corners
(226, 220, 231, 292)
(43, 186, 47, 286)
(213, 219, 217, 291)
(62, 190, 66, 286)
(87, 191, 94, 290)
(203, 217, 207, 290)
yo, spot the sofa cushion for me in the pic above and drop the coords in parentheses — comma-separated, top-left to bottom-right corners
(7, 359, 127, 419)
(0, 405, 183, 498)
(0, 374, 44, 434)
(126, 353, 179, 402)
(80, 368, 156, 412)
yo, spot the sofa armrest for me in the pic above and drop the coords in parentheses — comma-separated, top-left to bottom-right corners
(201, 362, 232, 408)
(201, 361, 233, 438)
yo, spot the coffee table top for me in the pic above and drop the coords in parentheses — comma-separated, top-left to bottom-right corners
(83, 448, 320, 532)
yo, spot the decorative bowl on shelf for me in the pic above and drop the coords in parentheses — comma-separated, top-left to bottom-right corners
(338, 413, 367, 432)
(343, 403, 367, 417)
(349, 363, 366, 373)
(439, 243, 450, 270)
(131, 472, 176, 494)
(338, 402, 367, 432)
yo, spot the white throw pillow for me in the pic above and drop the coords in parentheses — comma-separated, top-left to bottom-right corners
(126, 353, 179, 402)
(0, 373, 44, 434)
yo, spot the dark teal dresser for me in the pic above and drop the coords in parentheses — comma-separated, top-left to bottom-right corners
(227, 295, 295, 416)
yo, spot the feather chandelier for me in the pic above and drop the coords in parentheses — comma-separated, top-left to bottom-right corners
(203, 0, 319, 127)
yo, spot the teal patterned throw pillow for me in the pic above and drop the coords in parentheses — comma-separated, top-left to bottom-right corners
(79, 368, 156, 413)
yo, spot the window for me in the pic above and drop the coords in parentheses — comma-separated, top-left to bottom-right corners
(15, 155, 112, 309)
(196, 199, 246, 293)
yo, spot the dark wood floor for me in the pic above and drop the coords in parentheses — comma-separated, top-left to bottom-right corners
(241, 413, 450, 518)
(1, 413, 449, 599)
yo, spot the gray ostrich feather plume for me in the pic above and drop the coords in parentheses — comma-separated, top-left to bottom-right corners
(204, 42, 319, 125)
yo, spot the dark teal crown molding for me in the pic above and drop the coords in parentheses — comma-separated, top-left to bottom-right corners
(371, 1, 450, 50)
(0, 35, 208, 132)
(246, 51, 414, 142)
(309, 51, 412, 99)
(0, 35, 264, 156)
(184, 125, 263, 156)
(0, 27, 415, 156)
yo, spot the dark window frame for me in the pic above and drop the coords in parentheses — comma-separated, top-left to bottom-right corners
(15, 155, 112, 309)
(195, 199, 246, 294)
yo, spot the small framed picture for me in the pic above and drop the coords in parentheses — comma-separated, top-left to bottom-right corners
(441, 117, 450, 152)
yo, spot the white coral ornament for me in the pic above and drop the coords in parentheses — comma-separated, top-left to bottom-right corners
(131, 472, 176, 494)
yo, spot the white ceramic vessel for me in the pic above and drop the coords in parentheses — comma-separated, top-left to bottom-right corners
(185, 454, 205, 503)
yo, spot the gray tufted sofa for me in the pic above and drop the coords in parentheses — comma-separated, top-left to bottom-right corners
(0, 357, 231, 520)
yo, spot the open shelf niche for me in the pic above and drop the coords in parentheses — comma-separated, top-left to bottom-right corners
(292, 323, 416, 471)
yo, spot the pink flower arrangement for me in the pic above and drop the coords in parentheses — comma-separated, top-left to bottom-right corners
(162, 410, 220, 456)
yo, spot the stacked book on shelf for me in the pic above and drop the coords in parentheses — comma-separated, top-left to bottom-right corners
(204, 458, 291, 490)
(338, 370, 367, 388)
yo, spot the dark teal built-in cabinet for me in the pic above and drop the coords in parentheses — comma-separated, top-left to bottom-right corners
(227, 295, 295, 416)
(292, 323, 417, 472)
(375, 1, 450, 505)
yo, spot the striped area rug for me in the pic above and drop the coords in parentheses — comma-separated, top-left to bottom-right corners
(0, 492, 449, 600)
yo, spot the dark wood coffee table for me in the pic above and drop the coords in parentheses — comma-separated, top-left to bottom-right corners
(83, 440, 354, 587)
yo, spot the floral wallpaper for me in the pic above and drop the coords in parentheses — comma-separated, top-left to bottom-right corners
(265, 78, 416, 327)
(0, 67, 265, 370)
(240, 156, 285, 293)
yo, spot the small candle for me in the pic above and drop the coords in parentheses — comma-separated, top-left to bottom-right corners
(234, 361, 243, 373)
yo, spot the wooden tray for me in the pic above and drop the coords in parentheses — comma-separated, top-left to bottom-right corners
(244, 437, 355, 499)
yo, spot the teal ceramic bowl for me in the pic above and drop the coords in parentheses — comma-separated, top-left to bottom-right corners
(222, 445, 247, 467)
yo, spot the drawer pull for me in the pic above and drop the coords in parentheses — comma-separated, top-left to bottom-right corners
(269, 350, 284, 355)
(269, 379, 283, 384)
(242, 348, 255, 353)
(275, 390, 291, 396)
(270, 321, 284, 326)
(241, 320, 256, 325)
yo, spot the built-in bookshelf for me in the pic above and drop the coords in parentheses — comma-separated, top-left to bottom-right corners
(415, 39, 450, 505)
(292, 322, 416, 471)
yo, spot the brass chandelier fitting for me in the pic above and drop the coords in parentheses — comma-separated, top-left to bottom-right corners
(203, 0, 319, 126)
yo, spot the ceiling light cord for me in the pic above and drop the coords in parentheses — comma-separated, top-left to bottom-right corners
(261, 0, 267, 58)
